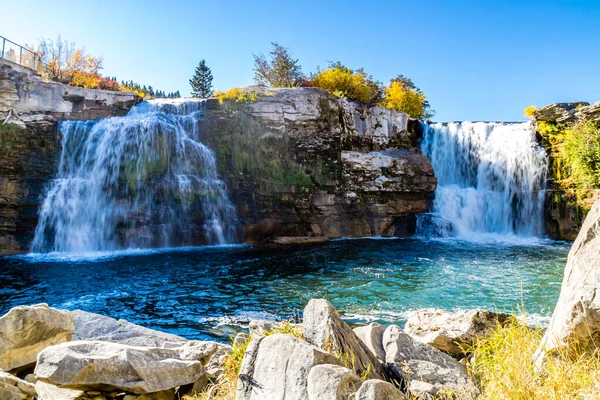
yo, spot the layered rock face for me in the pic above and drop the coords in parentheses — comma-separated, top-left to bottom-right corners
(0, 59, 141, 254)
(200, 87, 436, 243)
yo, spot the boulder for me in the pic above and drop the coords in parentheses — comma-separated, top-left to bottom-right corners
(383, 325, 479, 400)
(0, 371, 37, 400)
(404, 308, 509, 355)
(236, 334, 343, 400)
(34, 340, 218, 394)
(0, 304, 74, 371)
(306, 364, 362, 400)
(248, 320, 277, 339)
(303, 299, 386, 380)
(72, 310, 187, 348)
(536, 198, 600, 363)
(355, 379, 407, 400)
(34, 381, 87, 400)
(353, 322, 386, 361)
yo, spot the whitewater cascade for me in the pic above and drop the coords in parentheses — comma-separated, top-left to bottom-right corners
(418, 121, 547, 239)
(31, 99, 238, 253)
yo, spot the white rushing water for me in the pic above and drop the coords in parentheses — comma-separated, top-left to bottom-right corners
(418, 121, 548, 240)
(32, 99, 237, 253)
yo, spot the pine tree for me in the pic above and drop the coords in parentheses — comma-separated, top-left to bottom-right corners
(189, 59, 213, 98)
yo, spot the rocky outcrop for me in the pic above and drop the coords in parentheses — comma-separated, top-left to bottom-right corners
(0, 59, 141, 255)
(35, 340, 218, 393)
(236, 334, 343, 400)
(200, 87, 436, 244)
(534, 102, 600, 125)
(0, 304, 74, 371)
(303, 298, 387, 380)
(536, 197, 600, 363)
(404, 308, 509, 355)
(383, 325, 479, 399)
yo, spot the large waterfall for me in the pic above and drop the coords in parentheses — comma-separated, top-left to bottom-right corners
(31, 99, 238, 253)
(418, 121, 547, 240)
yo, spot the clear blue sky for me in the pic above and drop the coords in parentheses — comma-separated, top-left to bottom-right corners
(3, 0, 599, 121)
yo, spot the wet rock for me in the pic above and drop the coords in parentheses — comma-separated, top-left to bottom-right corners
(303, 299, 386, 380)
(0, 370, 37, 400)
(355, 379, 407, 400)
(35, 340, 218, 394)
(536, 198, 600, 363)
(404, 308, 509, 355)
(0, 304, 74, 371)
(306, 364, 362, 400)
(383, 325, 479, 400)
(236, 334, 343, 400)
(72, 310, 188, 347)
(353, 322, 386, 361)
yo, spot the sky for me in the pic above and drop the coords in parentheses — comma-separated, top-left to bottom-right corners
(2, 0, 599, 122)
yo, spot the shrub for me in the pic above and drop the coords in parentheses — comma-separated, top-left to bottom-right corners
(311, 64, 373, 103)
(470, 316, 600, 399)
(383, 81, 428, 119)
(524, 105, 537, 118)
(214, 88, 258, 105)
(562, 120, 600, 187)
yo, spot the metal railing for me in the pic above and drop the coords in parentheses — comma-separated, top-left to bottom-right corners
(1, 35, 42, 71)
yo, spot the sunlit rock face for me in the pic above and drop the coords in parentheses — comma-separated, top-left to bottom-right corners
(199, 86, 436, 243)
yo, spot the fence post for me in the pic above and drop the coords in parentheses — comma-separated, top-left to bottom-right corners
(1, 37, 4, 58)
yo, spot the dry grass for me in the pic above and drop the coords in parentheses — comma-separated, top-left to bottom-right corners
(469, 316, 600, 399)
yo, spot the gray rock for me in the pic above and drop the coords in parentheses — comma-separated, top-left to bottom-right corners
(355, 379, 407, 400)
(303, 299, 386, 380)
(0, 371, 37, 400)
(536, 198, 600, 364)
(533, 102, 589, 124)
(404, 308, 509, 355)
(306, 364, 362, 400)
(353, 323, 386, 361)
(248, 320, 276, 340)
(72, 310, 187, 348)
(383, 325, 479, 400)
(0, 304, 74, 371)
(34, 340, 218, 394)
(34, 381, 87, 400)
(236, 334, 343, 400)
(205, 343, 232, 379)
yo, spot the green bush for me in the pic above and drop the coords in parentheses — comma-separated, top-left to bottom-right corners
(562, 120, 600, 187)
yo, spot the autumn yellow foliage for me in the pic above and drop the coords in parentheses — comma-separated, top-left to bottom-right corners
(384, 81, 428, 119)
(66, 49, 103, 89)
(214, 88, 258, 104)
(311, 66, 372, 103)
(524, 105, 537, 118)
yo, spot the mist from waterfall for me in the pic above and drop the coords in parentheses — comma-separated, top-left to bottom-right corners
(418, 121, 547, 240)
(31, 99, 238, 253)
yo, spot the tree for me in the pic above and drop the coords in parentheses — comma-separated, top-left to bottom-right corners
(189, 59, 213, 98)
(253, 42, 303, 87)
(311, 63, 372, 103)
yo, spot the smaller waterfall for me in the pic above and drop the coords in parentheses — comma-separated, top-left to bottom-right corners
(418, 121, 547, 239)
(32, 99, 238, 253)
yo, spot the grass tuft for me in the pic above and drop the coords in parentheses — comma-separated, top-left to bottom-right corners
(470, 315, 600, 399)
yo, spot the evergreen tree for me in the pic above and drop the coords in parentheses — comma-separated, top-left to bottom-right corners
(253, 42, 303, 87)
(189, 59, 214, 98)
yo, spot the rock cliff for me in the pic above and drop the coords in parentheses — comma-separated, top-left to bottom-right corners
(199, 87, 436, 243)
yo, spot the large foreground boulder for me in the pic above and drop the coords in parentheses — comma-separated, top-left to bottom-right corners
(353, 322, 386, 361)
(0, 371, 37, 400)
(404, 308, 509, 355)
(0, 304, 74, 371)
(306, 364, 362, 400)
(236, 334, 343, 400)
(536, 198, 600, 362)
(72, 310, 187, 348)
(303, 299, 386, 380)
(34, 340, 218, 394)
(383, 325, 479, 399)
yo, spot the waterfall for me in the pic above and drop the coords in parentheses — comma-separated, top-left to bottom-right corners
(31, 99, 238, 253)
(418, 121, 547, 239)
